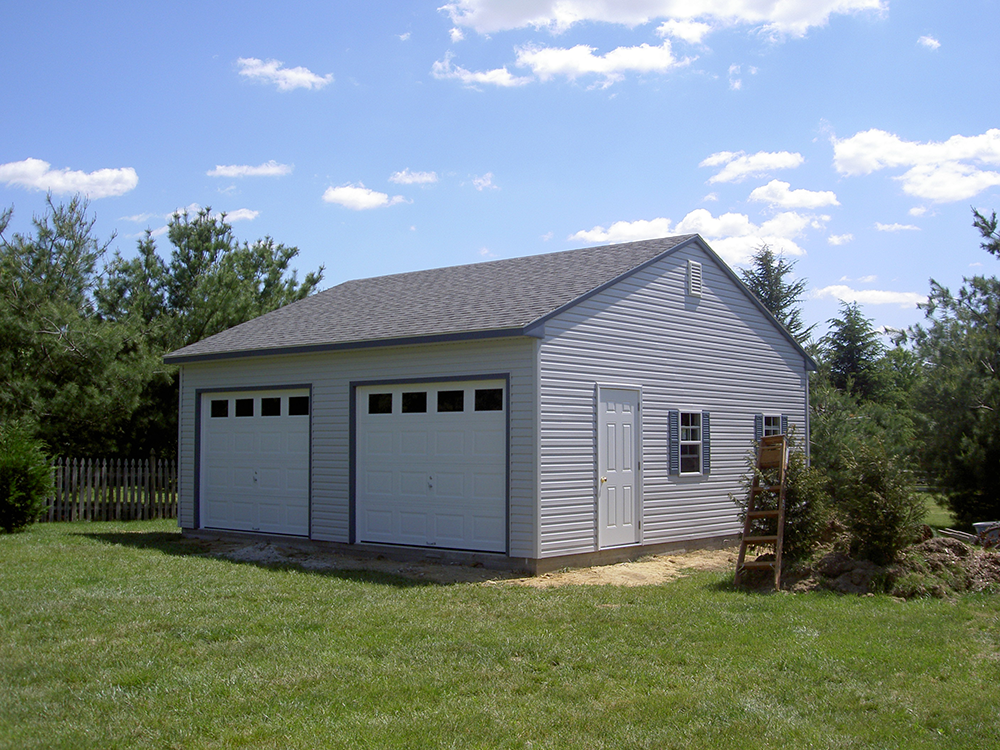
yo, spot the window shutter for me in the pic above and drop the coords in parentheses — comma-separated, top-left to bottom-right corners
(702, 411, 711, 475)
(781, 414, 789, 435)
(754, 414, 763, 442)
(668, 409, 680, 476)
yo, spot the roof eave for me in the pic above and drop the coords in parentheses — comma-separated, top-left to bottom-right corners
(162, 326, 537, 366)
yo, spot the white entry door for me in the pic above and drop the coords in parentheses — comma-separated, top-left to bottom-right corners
(356, 380, 507, 553)
(200, 389, 310, 536)
(598, 387, 641, 548)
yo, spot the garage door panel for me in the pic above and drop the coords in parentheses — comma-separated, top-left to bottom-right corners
(436, 473, 464, 498)
(366, 431, 394, 455)
(200, 389, 310, 537)
(356, 380, 507, 553)
(435, 431, 465, 456)
(287, 468, 309, 492)
(259, 432, 282, 453)
(400, 431, 428, 455)
(365, 470, 393, 495)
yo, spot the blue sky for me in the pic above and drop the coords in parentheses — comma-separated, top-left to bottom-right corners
(2, 0, 998, 337)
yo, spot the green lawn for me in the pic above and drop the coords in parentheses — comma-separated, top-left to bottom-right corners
(2, 521, 998, 749)
(923, 493, 956, 530)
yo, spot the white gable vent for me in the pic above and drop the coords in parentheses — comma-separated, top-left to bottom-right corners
(687, 260, 703, 297)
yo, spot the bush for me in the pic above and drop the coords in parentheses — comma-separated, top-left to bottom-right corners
(839, 441, 925, 565)
(734, 436, 829, 563)
(0, 422, 53, 533)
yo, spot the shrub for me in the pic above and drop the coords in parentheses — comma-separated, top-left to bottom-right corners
(734, 436, 829, 564)
(0, 422, 53, 533)
(840, 441, 925, 565)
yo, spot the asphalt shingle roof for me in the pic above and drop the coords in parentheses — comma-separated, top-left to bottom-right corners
(164, 235, 697, 363)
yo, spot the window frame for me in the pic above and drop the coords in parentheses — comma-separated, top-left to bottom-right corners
(679, 412, 703, 475)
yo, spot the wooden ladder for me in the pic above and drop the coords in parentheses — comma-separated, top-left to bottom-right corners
(734, 434, 789, 591)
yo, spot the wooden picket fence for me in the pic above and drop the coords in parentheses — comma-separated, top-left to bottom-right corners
(46, 457, 178, 522)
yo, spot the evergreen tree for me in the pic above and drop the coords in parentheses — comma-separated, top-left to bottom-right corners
(911, 208, 1000, 527)
(739, 244, 814, 343)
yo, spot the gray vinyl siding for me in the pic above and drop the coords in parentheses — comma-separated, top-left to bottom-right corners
(537, 242, 809, 557)
(176, 337, 537, 557)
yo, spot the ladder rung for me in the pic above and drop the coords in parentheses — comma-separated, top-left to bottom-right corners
(743, 535, 778, 544)
(739, 560, 777, 570)
(751, 485, 783, 494)
(747, 509, 780, 518)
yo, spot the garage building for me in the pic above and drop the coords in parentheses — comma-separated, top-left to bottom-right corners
(165, 234, 815, 572)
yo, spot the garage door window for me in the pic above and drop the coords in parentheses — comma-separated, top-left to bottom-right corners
(262, 397, 281, 416)
(402, 392, 427, 413)
(289, 396, 310, 416)
(235, 398, 254, 417)
(211, 399, 229, 418)
(475, 388, 503, 411)
(368, 393, 392, 414)
(437, 390, 464, 412)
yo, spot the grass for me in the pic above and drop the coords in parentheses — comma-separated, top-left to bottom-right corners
(922, 493, 956, 530)
(2, 521, 999, 749)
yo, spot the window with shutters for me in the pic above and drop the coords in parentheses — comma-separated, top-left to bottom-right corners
(669, 409, 711, 476)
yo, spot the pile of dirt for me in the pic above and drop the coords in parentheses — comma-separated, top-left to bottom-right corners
(772, 537, 1000, 598)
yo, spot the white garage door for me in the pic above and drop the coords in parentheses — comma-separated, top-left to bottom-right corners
(200, 389, 310, 536)
(356, 380, 507, 553)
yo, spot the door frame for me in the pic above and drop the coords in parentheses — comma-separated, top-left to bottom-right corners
(595, 384, 643, 549)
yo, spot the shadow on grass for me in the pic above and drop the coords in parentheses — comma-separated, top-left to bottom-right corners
(77, 530, 435, 588)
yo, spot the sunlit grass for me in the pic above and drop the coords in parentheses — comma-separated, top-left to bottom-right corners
(2, 520, 998, 749)
(923, 492, 955, 530)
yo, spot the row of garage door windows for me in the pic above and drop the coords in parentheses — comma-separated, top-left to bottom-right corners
(369, 388, 503, 415)
(210, 395, 310, 419)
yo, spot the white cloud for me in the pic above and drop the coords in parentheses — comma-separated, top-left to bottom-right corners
(909, 206, 928, 217)
(749, 179, 839, 209)
(207, 160, 292, 178)
(399, 32, 411, 41)
(441, 0, 885, 37)
(700, 150, 804, 184)
(833, 128, 1000, 202)
(858, 274, 878, 283)
(515, 40, 691, 86)
(120, 212, 160, 223)
(828, 233, 853, 245)
(431, 53, 532, 87)
(236, 57, 333, 91)
(656, 19, 712, 44)
(875, 222, 920, 232)
(918, 35, 941, 50)
(390, 168, 439, 185)
(223, 208, 259, 222)
(322, 184, 406, 210)
(814, 285, 926, 308)
(449, 27, 465, 42)
(473, 172, 497, 190)
(0, 157, 138, 198)
(570, 208, 819, 263)
(728, 64, 742, 90)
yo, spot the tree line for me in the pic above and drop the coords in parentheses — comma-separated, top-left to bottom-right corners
(0, 196, 323, 458)
(740, 211, 999, 529)
(1, 197, 997, 530)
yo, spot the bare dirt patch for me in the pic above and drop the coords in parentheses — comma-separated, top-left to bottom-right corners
(203, 538, 737, 587)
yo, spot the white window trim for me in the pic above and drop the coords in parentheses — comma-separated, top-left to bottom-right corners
(679, 411, 702, 475)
